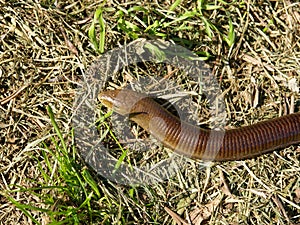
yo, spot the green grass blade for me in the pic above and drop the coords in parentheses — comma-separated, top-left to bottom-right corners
(6, 196, 42, 225)
(113, 149, 128, 173)
(47, 105, 67, 153)
(82, 169, 101, 198)
(96, 7, 105, 53)
(88, 21, 98, 52)
(168, 0, 183, 11)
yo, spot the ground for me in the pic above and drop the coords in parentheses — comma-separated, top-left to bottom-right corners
(0, 0, 299, 224)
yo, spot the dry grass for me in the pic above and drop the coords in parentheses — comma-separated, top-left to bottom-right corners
(0, 0, 299, 224)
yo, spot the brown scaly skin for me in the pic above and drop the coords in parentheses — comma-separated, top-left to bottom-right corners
(99, 89, 300, 161)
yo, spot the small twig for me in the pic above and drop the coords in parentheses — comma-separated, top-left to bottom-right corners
(59, 26, 78, 55)
(271, 195, 290, 223)
(0, 83, 29, 105)
(164, 206, 189, 225)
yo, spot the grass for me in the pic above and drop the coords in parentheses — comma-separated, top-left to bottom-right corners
(0, 0, 300, 224)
